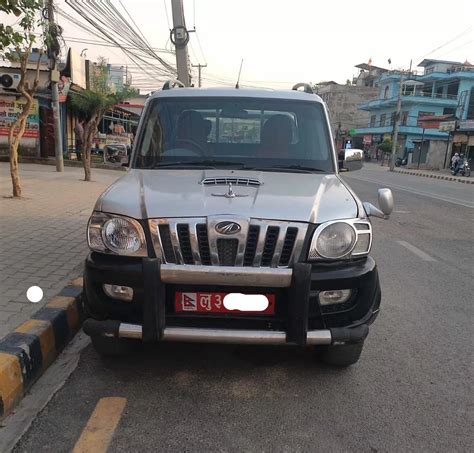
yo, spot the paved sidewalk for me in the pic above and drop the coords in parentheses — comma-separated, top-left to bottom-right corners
(0, 163, 121, 340)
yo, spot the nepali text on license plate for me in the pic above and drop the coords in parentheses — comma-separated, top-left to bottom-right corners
(174, 292, 275, 314)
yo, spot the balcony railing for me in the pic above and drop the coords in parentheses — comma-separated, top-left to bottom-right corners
(402, 91, 458, 100)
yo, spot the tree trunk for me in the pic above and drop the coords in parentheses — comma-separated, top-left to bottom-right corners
(8, 99, 32, 198)
(6, 47, 41, 197)
(83, 114, 99, 182)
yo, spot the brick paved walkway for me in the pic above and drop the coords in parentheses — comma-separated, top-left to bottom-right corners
(0, 163, 121, 340)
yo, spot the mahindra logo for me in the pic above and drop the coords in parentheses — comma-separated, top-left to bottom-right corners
(215, 221, 241, 235)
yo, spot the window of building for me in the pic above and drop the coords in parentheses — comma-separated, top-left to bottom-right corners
(370, 115, 376, 127)
(418, 111, 435, 120)
(390, 112, 397, 126)
(380, 114, 386, 127)
(384, 86, 390, 99)
(467, 87, 474, 119)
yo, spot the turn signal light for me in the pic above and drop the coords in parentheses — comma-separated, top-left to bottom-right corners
(319, 289, 352, 306)
(103, 284, 134, 302)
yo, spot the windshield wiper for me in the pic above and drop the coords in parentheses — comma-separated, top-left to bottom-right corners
(152, 160, 244, 169)
(241, 165, 325, 174)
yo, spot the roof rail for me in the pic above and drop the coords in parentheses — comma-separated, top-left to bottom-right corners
(162, 80, 186, 90)
(292, 83, 314, 94)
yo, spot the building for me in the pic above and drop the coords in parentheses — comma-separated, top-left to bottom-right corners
(316, 65, 385, 150)
(354, 59, 474, 169)
(0, 49, 50, 157)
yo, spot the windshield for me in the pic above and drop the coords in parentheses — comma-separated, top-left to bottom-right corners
(133, 97, 335, 172)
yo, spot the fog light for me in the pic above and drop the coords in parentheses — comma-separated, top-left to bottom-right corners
(319, 289, 352, 306)
(103, 284, 134, 302)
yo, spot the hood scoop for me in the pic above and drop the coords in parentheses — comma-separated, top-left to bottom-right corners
(201, 176, 262, 187)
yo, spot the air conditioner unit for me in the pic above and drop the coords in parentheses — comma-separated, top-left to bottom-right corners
(0, 73, 21, 90)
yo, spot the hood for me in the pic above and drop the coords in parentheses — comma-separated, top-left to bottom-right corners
(95, 169, 359, 223)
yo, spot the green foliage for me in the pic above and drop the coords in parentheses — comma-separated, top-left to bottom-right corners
(378, 139, 392, 153)
(71, 57, 138, 121)
(0, 0, 44, 58)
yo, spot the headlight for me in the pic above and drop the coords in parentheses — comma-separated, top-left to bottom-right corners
(308, 220, 372, 260)
(87, 212, 147, 256)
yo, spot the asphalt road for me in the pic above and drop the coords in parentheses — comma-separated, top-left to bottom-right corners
(13, 166, 474, 452)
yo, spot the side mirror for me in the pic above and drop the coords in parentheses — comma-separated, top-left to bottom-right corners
(363, 188, 394, 219)
(339, 149, 363, 172)
(378, 188, 394, 216)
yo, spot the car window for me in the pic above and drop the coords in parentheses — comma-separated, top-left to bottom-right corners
(134, 97, 334, 172)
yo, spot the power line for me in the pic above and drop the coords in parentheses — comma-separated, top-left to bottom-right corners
(163, 0, 171, 30)
(416, 26, 473, 62)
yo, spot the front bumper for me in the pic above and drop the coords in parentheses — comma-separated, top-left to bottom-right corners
(83, 253, 381, 347)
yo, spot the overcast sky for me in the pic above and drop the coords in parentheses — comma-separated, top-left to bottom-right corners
(2, 0, 474, 91)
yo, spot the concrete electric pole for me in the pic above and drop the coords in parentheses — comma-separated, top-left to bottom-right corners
(389, 70, 405, 171)
(191, 63, 207, 87)
(46, 0, 63, 172)
(170, 0, 191, 86)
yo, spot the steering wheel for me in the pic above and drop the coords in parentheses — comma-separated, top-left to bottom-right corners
(174, 138, 207, 156)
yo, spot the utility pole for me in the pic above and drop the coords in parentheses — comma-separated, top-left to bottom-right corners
(46, 0, 63, 172)
(191, 63, 207, 87)
(389, 70, 404, 171)
(170, 0, 191, 86)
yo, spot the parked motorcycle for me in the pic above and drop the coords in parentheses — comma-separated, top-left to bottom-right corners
(451, 158, 471, 177)
(395, 156, 408, 167)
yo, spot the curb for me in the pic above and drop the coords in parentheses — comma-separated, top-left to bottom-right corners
(393, 169, 474, 184)
(0, 156, 126, 172)
(0, 278, 83, 421)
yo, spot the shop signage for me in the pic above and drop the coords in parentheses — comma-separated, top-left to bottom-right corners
(0, 96, 39, 138)
(439, 121, 456, 132)
(458, 120, 474, 131)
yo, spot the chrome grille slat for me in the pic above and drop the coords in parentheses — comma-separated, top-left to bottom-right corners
(290, 226, 307, 265)
(188, 222, 202, 265)
(151, 218, 308, 268)
(271, 226, 289, 267)
(252, 224, 269, 267)
(169, 221, 184, 265)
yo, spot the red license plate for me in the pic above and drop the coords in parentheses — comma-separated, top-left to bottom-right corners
(174, 292, 275, 314)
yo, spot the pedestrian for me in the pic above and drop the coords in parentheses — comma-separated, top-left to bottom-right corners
(74, 118, 84, 161)
(451, 152, 460, 168)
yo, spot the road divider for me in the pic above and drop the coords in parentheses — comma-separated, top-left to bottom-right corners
(0, 278, 83, 421)
(393, 168, 474, 184)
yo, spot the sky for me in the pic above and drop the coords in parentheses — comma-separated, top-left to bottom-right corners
(2, 0, 474, 92)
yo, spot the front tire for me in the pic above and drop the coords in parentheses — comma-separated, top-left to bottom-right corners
(317, 342, 364, 367)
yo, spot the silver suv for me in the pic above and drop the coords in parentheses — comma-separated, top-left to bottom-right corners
(83, 83, 393, 366)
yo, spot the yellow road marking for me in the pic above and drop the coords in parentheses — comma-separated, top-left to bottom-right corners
(72, 397, 127, 453)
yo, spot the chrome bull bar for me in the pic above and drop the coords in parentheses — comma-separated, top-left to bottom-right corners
(118, 323, 332, 345)
(160, 264, 293, 287)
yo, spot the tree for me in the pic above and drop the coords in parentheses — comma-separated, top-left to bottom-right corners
(378, 139, 392, 154)
(71, 57, 137, 181)
(0, 0, 46, 197)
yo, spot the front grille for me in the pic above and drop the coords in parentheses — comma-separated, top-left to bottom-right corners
(153, 218, 307, 268)
(217, 239, 238, 265)
(243, 225, 260, 266)
(196, 224, 212, 265)
(261, 227, 280, 266)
